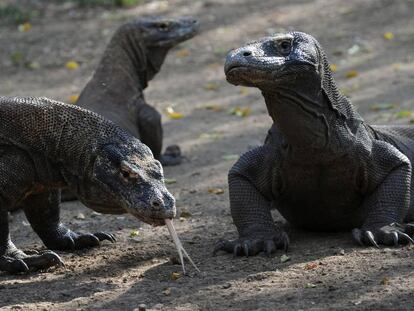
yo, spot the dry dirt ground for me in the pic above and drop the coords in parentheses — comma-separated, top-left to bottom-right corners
(1, 0, 414, 310)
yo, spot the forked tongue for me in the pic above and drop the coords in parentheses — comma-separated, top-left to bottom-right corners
(165, 218, 200, 274)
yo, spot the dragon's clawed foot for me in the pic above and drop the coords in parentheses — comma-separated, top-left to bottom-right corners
(42, 228, 116, 251)
(352, 223, 414, 247)
(213, 230, 289, 257)
(0, 250, 64, 274)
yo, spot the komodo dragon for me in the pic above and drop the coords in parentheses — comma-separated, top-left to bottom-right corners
(77, 16, 199, 166)
(0, 96, 175, 273)
(214, 32, 414, 257)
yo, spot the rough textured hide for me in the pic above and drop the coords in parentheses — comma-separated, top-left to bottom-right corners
(0, 96, 175, 273)
(215, 32, 414, 257)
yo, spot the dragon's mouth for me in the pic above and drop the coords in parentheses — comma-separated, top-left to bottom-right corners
(127, 208, 175, 227)
(225, 65, 271, 86)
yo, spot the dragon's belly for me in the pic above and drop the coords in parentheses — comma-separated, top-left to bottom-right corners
(275, 158, 365, 231)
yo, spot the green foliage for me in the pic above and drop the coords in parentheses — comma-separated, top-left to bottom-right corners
(75, 0, 141, 7)
(0, 5, 33, 24)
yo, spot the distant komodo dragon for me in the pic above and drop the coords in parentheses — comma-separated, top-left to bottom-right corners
(215, 32, 414, 257)
(77, 16, 199, 166)
(0, 96, 175, 274)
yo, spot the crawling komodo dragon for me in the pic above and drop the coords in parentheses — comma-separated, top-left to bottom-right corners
(77, 16, 199, 166)
(0, 96, 175, 273)
(215, 32, 414, 257)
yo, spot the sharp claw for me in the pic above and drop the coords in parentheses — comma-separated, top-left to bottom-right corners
(264, 240, 276, 257)
(390, 231, 399, 246)
(93, 232, 117, 243)
(242, 242, 249, 257)
(352, 228, 364, 246)
(49, 253, 65, 267)
(397, 231, 414, 244)
(404, 224, 414, 235)
(110, 234, 117, 242)
(366, 231, 380, 248)
(233, 244, 242, 258)
(282, 232, 289, 252)
(67, 237, 76, 251)
(14, 259, 29, 273)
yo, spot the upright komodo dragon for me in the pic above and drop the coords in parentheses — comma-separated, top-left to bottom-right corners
(77, 16, 199, 166)
(215, 32, 414, 257)
(0, 96, 175, 274)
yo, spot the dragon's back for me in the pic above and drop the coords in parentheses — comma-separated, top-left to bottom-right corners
(0, 96, 126, 172)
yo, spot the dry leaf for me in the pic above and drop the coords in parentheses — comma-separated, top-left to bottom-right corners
(18, 22, 31, 32)
(175, 48, 190, 58)
(208, 63, 222, 69)
(329, 64, 338, 72)
(203, 82, 219, 91)
(166, 106, 184, 119)
(392, 63, 401, 71)
(208, 188, 224, 195)
(68, 95, 79, 104)
(383, 32, 394, 40)
(239, 87, 249, 95)
(370, 103, 395, 111)
(25, 61, 40, 70)
(180, 209, 192, 218)
(66, 61, 79, 70)
(170, 272, 182, 280)
(305, 262, 318, 270)
(229, 106, 251, 117)
(129, 230, 140, 237)
(395, 110, 412, 119)
(199, 132, 222, 140)
(345, 70, 358, 79)
(202, 103, 222, 112)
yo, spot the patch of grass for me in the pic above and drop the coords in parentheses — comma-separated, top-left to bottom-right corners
(0, 5, 33, 24)
(75, 0, 141, 7)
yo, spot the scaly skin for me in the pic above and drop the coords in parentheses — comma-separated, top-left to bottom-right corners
(0, 96, 175, 273)
(77, 16, 199, 166)
(214, 32, 414, 257)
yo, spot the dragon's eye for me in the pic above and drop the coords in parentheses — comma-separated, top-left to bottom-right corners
(278, 40, 292, 55)
(158, 23, 169, 31)
(120, 161, 141, 182)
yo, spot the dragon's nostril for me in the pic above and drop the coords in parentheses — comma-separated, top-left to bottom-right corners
(243, 51, 252, 57)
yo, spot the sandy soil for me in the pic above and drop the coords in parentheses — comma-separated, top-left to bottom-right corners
(1, 0, 414, 310)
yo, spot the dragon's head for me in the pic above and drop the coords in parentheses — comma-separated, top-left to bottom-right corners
(115, 16, 199, 82)
(224, 32, 325, 92)
(136, 16, 199, 48)
(81, 139, 175, 226)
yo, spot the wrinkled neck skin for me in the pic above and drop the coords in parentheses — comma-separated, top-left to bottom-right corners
(86, 32, 170, 103)
(62, 143, 127, 215)
(146, 47, 169, 81)
(91, 32, 149, 99)
(261, 77, 341, 159)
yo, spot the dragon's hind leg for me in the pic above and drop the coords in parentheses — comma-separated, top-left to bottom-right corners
(137, 101, 183, 166)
